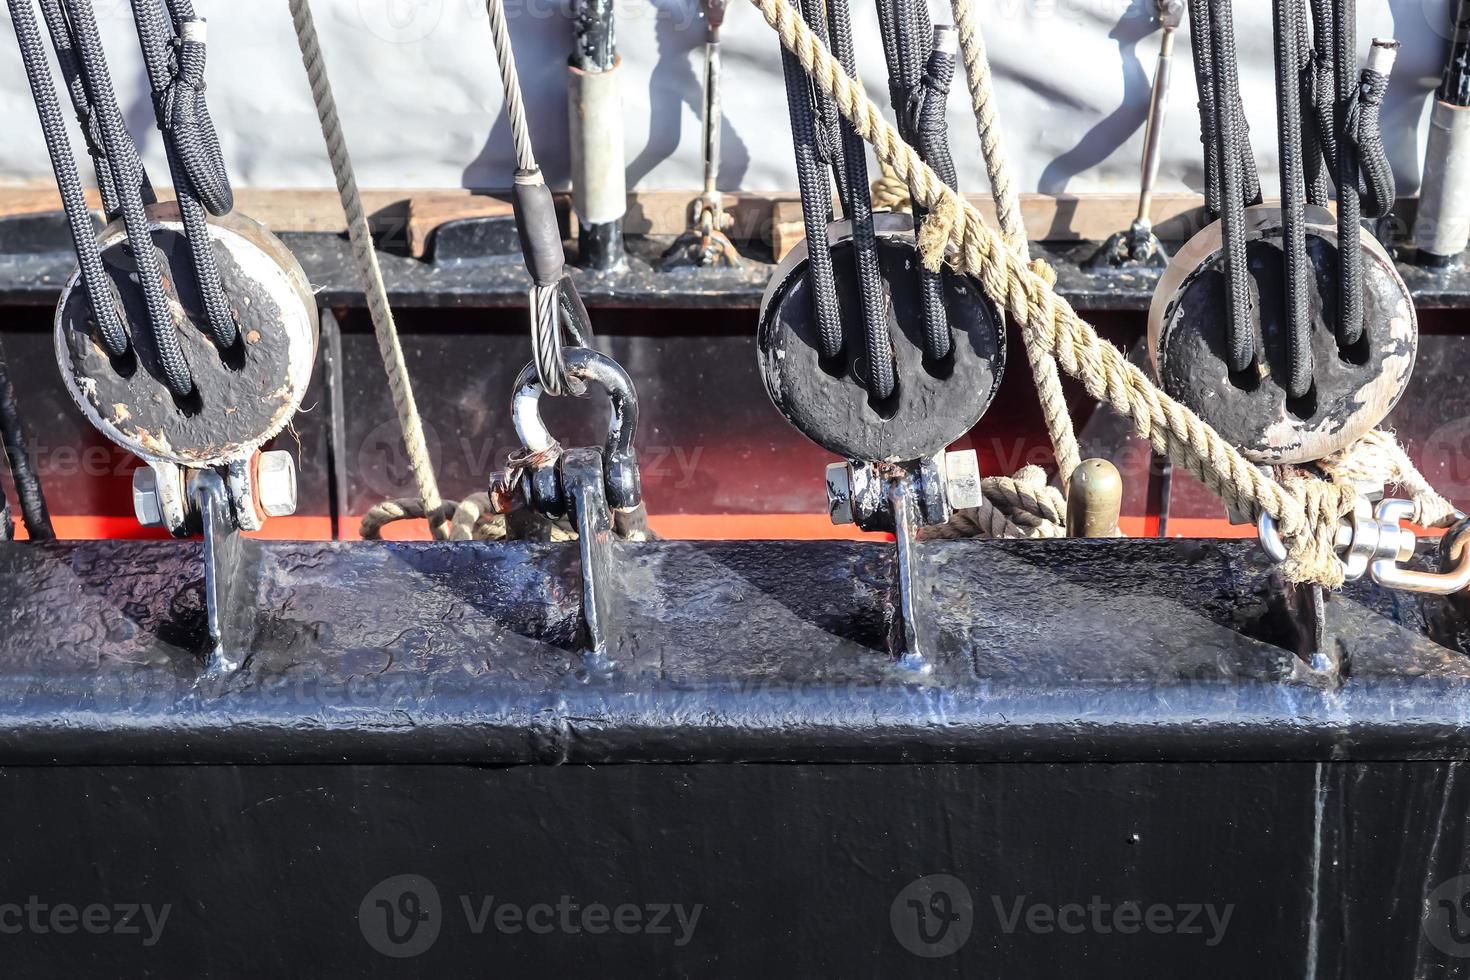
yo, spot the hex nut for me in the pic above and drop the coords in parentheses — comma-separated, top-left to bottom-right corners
(255, 451, 298, 519)
(943, 450, 983, 512)
(826, 461, 854, 526)
(132, 466, 164, 528)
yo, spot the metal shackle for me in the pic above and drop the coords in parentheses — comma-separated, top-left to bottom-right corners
(512, 346, 643, 511)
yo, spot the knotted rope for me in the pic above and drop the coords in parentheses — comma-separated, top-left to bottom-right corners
(751, 0, 1398, 585)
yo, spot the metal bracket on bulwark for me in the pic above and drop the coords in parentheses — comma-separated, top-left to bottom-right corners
(192, 469, 258, 675)
(827, 451, 983, 673)
(560, 447, 621, 672)
(505, 347, 646, 674)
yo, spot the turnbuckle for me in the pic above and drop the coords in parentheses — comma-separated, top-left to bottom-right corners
(1258, 498, 1470, 596)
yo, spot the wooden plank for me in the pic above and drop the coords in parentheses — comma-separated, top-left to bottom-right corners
(0, 184, 1424, 254)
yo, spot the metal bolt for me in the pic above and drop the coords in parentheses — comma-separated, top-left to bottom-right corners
(255, 451, 298, 518)
(826, 461, 854, 526)
(943, 450, 983, 512)
(132, 466, 164, 528)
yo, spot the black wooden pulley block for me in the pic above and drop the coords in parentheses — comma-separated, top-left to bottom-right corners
(54, 204, 318, 467)
(756, 216, 1005, 463)
(1148, 205, 1417, 465)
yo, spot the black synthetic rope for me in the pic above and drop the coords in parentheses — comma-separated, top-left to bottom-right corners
(1331, 0, 1363, 348)
(779, 41, 844, 361)
(129, 0, 238, 353)
(1187, 0, 1223, 215)
(1273, 0, 1314, 400)
(1292, 0, 1329, 205)
(800, 0, 850, 211)
(914, 28, 958, 361)
(63, 0, 194, 397)
(1346, 46, 1396, 220)
(6, 0, 130, 362)
(1196, 0, 1255, 373)
(36, 0, 120, 216)
(822, 0, 894, 400)
(0, 335, 55, 540)
(163, 0, 233, 215)
(875, 0, 952, 364)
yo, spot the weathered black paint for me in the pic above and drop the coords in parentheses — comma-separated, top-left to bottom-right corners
(0, 535, 1468, 974)
(2, 761, 1468, 977)
(758, 236, 1005, 462)
(1158, 235, 1416, 461)
(56, 226, 298, 463)
(0, 535, 1465, 763)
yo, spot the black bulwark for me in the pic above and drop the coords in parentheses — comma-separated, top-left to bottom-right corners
(0, 536, 1468, 975)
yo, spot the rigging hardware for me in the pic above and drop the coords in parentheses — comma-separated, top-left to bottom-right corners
(1149, 0, 1413, 466)
(501, 348, 647, 668)
(568, 0, 627, 270)
(1089, 0, 1183, 270)
(1260, 501, 1470, 596)
(660, 0, 742, 271)
(485, 0, 598, 398)
(1414, 0, 1470, 267)
(9, 0, 319, 670)
(762, 0, 1007, 669)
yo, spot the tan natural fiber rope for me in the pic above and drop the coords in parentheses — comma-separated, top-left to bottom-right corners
(289, 0, 449, 540)
(749, 0, 1352, 580)
(946, 1, 1081, 484)
(362, 494, 504, 542)
(927, 466, 1068, 540)
(1316, 429, 1458, 528)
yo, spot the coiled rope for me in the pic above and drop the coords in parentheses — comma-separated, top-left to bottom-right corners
(751, 0, 1451, 586)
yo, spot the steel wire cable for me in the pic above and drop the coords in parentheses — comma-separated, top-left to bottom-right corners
(486, 0, 595, 396)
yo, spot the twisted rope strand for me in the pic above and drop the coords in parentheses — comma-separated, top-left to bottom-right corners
(288, 0, 447, 539)
(944, 0, 1081, 484)
(751, 0, 1358, 579)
